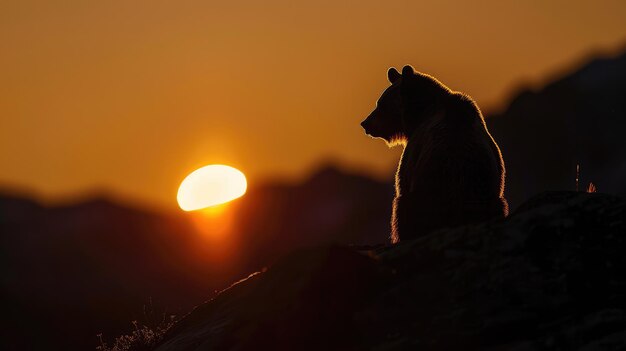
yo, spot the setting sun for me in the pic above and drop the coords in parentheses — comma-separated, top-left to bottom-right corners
(177, 165, 247, 211)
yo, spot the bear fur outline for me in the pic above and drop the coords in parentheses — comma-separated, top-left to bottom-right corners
(361, 65, 508, 243)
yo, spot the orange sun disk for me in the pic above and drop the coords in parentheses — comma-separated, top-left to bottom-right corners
(177, 164, 247, 211)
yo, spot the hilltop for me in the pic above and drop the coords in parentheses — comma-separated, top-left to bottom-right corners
(155, 191, 626, 350)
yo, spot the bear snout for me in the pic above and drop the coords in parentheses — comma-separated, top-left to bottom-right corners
(360, 119, 369, 130)
(361, 112, 376, 134)
(361, 119, 375, 136)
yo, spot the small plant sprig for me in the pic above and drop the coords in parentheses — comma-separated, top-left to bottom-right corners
(587, 182, 597, 193)
(96, 315, 176, 351)
(575, 163, 597, 193)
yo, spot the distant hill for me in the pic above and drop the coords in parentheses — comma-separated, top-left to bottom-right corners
(488, 50, 626, 209)
(1, 193, 216, 350)
(232, 165, 393, 271)
(0, 165, 392, 350)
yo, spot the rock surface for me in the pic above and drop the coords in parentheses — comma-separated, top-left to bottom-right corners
(155, 191, 626, 350)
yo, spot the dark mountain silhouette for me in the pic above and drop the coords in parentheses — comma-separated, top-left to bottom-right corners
(1, 194, 218, 350)
(0, 165, 392, 350)
(232, 165, 393, 271)
(488, 50, 626, 209)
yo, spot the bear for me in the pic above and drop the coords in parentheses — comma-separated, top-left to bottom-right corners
(361, 65, 508, 243)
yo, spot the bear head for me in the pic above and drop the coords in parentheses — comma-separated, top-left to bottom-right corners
(361, 65, 451, 146)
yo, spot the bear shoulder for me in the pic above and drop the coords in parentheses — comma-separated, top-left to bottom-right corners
(442, 92, 482, 127)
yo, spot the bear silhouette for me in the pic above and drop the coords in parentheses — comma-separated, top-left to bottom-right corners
(361, 65, 508, 243)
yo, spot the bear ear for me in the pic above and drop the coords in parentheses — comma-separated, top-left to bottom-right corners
(387, 67, 401, 83)
(402, 65, 415, 76)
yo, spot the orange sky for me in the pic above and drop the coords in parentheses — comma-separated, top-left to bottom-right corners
(1, 0, 625, 209)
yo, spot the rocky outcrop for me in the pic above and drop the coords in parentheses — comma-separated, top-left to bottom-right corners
(155, 191, 626, 350)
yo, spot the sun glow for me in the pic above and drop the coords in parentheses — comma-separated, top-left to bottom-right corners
(177, 165, 247, 211)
